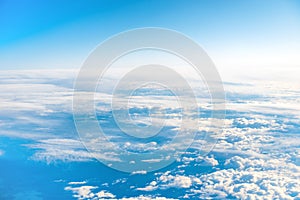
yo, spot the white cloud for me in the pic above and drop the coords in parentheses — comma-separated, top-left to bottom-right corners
(68, 181, 87, 185)
(202, 156, 219, 166)
(65, 184, 175, 200)
(136, 181, 157, 192)
(64, 184, 131, 200)
(141, 158, 163, 163)
(136, 185, 158, 192)
(138, 171, 202, 192)
(65, 185, 98, 200)
(131, 170, 147, 175)
(96, 190, 116, 199)
(112, 178, 127, 185)
(123, 142, 158, 153)
(180, 155, 219, 166)
(120, 196, 177, 200)
(162, 175, 192, 188)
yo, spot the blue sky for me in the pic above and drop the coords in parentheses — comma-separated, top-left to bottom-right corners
(0, 0, 299, 69)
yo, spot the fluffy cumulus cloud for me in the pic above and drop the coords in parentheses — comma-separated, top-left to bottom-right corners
(158, 174, 193, 189)
(65, 181, 117, 200)
(197, 156, 300, 199)
(137, 171, 202, 192)
(65, 185, 99, 199)
(180, 155, 219, 167)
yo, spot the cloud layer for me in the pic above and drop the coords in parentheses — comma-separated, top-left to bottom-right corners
(0, 69, 299, 199)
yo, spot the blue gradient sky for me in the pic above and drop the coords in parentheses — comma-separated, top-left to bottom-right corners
(0, 0, 299, 69)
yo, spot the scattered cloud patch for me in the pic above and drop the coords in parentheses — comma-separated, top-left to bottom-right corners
(138, 171, 202, 192)
(96, 190, 116, 199)
(68, 181, 88, 185)
(180, 155, 219, 166)
(136, 181, 158, 191)
(120, 196, 177, 200)
(65, 184, 175, 200)
(131, 170, 147, 175)
(65, 185, 99, 199)
(27, 138, 120, 163)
